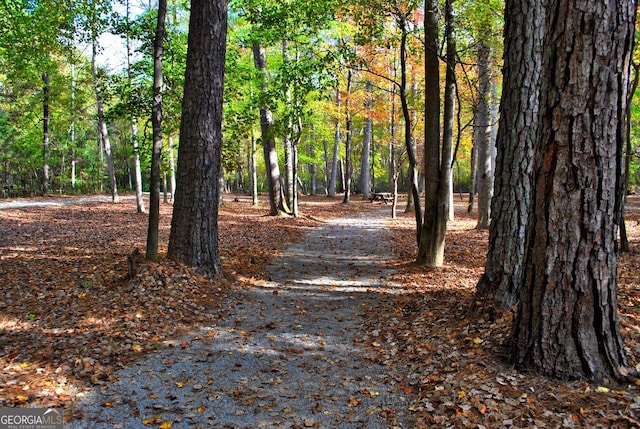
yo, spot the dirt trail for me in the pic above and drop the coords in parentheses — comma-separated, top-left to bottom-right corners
(67, 209, 410, 428)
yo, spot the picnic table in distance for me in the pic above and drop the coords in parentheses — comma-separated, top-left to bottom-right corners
(368, 192, 394, 203)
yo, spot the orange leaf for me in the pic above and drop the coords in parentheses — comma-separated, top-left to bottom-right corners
(348, 396, 362, 407)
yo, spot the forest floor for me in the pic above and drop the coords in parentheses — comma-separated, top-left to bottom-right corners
(0, 193, 639, 428)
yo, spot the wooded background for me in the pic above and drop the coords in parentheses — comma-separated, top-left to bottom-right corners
(0, 0, 530, 203)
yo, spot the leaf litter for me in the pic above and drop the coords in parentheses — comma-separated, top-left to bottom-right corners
(361, 196, 640, 428)
(1, 194, 639, 428)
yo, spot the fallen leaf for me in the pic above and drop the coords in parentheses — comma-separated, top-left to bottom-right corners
(348, 396, 362, 407)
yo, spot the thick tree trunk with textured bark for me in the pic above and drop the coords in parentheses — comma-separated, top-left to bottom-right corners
(476, 0, 544, 312)
(512, 0, 635, 382)
(167, 0, 227, 276)
(417, 0, 445, 266)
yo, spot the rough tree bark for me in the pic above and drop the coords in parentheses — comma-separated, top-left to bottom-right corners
(167, 0, 227, 276)
(417, 0, 445, 266)
(476, 0, 544, 312)
(511, 0, 636, 382)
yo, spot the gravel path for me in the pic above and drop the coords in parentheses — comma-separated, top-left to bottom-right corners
(68, 209, 409, 428)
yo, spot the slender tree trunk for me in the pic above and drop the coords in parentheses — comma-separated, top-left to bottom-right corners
(167, 0, 227, 276)
(163, 171, 168, 203)
(323, 138, 330, 195)
(292, 132, 299, 216)
(252, 42, 285, 215)
(281, 40, 298, 214)
(70, 65, 76, 191)
(310, 139, 317, 196)
(468, 145, 477, 212)
(42, 71, 50, 195)
(417, 0, 445, 266)
(476, 0, 543, 312)
(343, 70, 353, 204)
(441, 0, 455, 225)
(389, 73, 397, 218)
(127, 0, 146, 214)
(146, 0, 166, 261)
(168, 135, 176, 203)
(328, 89, 340, 197)
(218, 171, 225, 206)
(91, 42, 119, 203)
(360, 81, 372, 199)
(388, 63, 396, 196)
(512, 0, 635, 382)
(619, 61, 638, 252)
(406, 70, 419, 214)
(250, 126, 259, 205)
(399, 21, 423, 245)
(71, 148, 76, 190)
(475, 40, 493, 229)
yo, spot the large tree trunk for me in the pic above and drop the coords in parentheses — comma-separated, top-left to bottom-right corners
(91, 42, 119, 203)
(252, 42, 286, 215)
(167, 0, 227, 276)
(417, 0, 444, 266)
(476, 0, 543, 312)
(511, 0, 635, 382)
(475, 40, 493, 229)
(146, 0, 166, 261)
